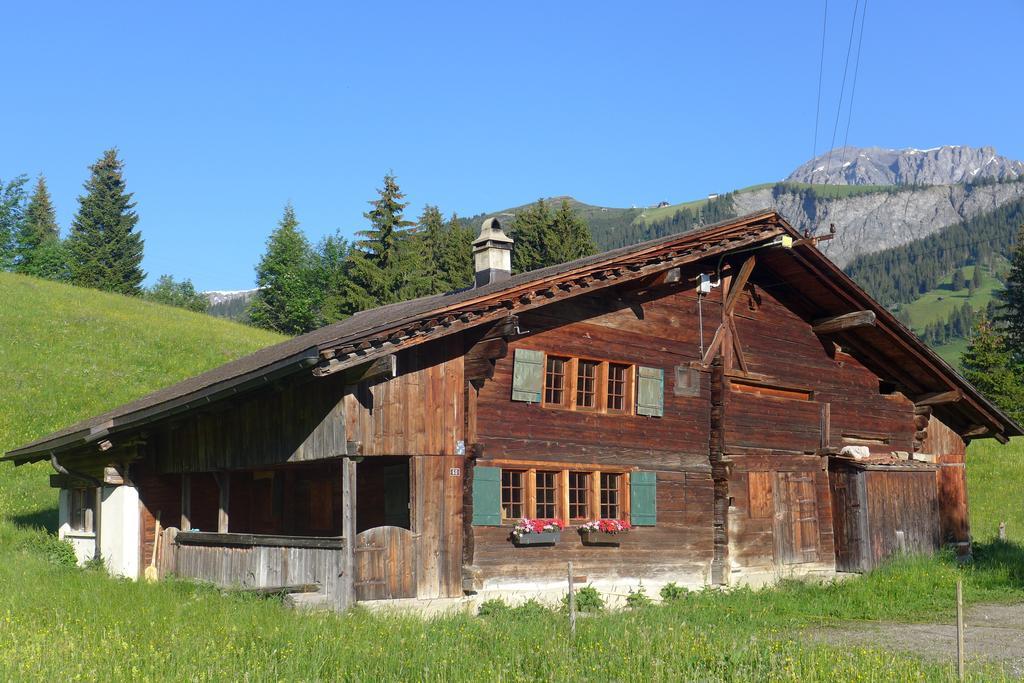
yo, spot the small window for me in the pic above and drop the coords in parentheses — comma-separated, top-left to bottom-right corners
(69, 488, 94, 533)
(501, 470, 525, 519)
(568, 472, 590, 520)
(607, 363, 630, 412)
(576, 360, 599, 409)
(535, 471, 558, 518)
(600, 473, 621, 518)
(544, 356, 568, 405)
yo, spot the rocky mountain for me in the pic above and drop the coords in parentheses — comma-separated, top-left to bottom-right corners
(205, 288, 257, 321)
(732, 179, 1024, 267)
(787, 145, 1024, 186)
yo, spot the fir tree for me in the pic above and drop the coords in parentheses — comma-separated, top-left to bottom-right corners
(996, 223, 1024, 358)
(962, 318, 1024, 425)
(951, 269, 966, 292)
(66, 149, 145, 294)
(510, 199, 553, 273)
(0, 175, 28, 270)
(971, 263, 983, 290)
(248, 203, 319, 334)
(438, 212, 474, 290)
(418, 205, 447, 293)
(342, 174, 418, 309)
(15, 176, 66, 278)
(314, 231, 353, 324)
(550, 199, 596, 263)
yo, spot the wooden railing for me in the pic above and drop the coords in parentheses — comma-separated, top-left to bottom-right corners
(161, 528, 345, 599)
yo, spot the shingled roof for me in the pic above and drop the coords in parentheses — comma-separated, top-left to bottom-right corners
(6, 209, 1020, 463)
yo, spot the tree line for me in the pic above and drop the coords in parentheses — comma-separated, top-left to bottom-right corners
(248, 175, 596, 335)
(0, 149, 206, 310)
(844, 198, 1024, 307)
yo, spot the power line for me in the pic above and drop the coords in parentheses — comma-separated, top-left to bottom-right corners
(840, 0, 869, 172)
(823, 0, 862, 185)
(809, 0, 829, 185)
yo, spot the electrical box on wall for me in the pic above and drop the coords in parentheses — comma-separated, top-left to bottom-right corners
(698, 273, 716, 295)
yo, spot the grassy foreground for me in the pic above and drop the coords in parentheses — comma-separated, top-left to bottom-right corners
(0, 273, 1023, 680)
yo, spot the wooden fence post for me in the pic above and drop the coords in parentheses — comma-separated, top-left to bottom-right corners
(998, 521, 1006, 541)
(956, 578, 965, 681)
(567, 560, 576, 636)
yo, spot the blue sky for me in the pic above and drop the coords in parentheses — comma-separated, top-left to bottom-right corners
(3, 1, 1022, 290)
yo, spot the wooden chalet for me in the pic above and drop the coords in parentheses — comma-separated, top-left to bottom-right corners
(7, 210, 1020, 608)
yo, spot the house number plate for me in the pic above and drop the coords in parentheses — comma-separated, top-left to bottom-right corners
(450, 467, 461, 476)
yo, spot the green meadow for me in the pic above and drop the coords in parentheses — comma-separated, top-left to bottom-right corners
(0, 271, 1022, 681)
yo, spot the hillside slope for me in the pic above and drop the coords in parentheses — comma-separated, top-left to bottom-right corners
(0, 273, 284, 523)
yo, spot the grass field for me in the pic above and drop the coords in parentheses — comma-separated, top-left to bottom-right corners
(0, 272, 1022, 680)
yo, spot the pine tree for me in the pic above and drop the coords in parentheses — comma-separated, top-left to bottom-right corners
(549, 199, 596, 263)
(996, 223, 1024, 358)
(0, 175, 28, 270)
(971, 263, 983, 290)
(15, 176, 67, 278)
(510, 199, 553, 273)
(951, 268, 965, 292)
(66, 149, 145, 294)
(962, 318, 1024, 425)
(438, 212, 474, 290)
(342, 174, 418, 310)
(248, 203, 319, 335)
(418, 205, 447, 293)
(313, 231, 353, 324)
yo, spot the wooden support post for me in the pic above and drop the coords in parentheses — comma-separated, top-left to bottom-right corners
(811, 310, 877, 335)
(339, 456, 357, 610)
(999, 521, 1006, 541)
(180, 474, 191, 531)
(956, 578, 965, 681)
(567, 561, 576, 636)
(215, 473, 229, 534)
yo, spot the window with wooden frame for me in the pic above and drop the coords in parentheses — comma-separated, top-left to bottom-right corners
(501, 470, 525, 520)
(528, 352, 642, 415)
(489, 463, 632, 523)
(544, 356, 569, 406)
(69, 488, 95, 533)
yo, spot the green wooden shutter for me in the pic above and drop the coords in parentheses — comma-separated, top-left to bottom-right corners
(636, 366, 665, 417)
(472, 466, 502, 526)
(511, 348, 544, 403)
(631, 471, 657, 526)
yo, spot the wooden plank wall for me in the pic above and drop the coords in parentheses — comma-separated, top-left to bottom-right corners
(473, 281, 716, 584)
(135, 462, 182, 577)
(864, 469, 941, 566)
(413, 455, 464, 598)
(153, 372, 350, 474)
(344, 336, 464, 457)
(923, 416, 971, 546)
(169, 541, 344, 597)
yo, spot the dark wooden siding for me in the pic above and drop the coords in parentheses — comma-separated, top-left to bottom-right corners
(472, 282, 719, 584)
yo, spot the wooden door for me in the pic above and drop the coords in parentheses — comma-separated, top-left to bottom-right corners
(354, 526, 417, 600)
(829, 469, 867, 572)
(773, 471, 820, 565)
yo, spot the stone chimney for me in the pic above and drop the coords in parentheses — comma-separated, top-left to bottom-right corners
(472, 217, 513, 288)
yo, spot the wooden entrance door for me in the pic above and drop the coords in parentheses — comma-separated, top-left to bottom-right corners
(354, 526, 417, 600)
(773, 471, 820, 565)
(829, 469, 867, 572)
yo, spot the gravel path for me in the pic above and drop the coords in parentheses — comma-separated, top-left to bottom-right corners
(812, 603, 1024, 678)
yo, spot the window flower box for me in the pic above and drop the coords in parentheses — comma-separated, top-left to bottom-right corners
(510, 518, 565, 547)
(579, 519, 631, 546)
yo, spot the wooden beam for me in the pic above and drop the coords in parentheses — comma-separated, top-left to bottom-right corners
(994, 432, 1010, 445)
(314, 353, 397, 381)
(338, 456, 356, 609)
(180, 474, 191, 532)
(215, 473, 230, 533)
(723, 256, 756, 316)
(811, 310, 877, 335)
(914, 390, 963, 407)
(962, 425, 990, 438)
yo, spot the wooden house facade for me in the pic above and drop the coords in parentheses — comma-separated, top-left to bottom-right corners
(8, 211, 1020, 608)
